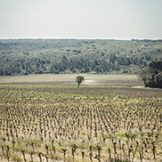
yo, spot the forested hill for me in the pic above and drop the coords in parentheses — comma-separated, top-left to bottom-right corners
(0, 39, 162, 75)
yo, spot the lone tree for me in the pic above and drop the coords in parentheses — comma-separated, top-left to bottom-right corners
(76, 76, 84, 88)
(139, 60, 162, 88)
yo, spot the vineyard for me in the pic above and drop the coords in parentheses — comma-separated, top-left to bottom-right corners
(0, 84, 162, 162)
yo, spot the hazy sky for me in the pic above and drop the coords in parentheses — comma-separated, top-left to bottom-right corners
(0, 0, 162, 39)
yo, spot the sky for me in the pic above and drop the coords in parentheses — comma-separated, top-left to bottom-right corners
(0, 0, 162, 39)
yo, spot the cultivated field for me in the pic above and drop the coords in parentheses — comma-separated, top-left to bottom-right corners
(0, 74, 161, 162)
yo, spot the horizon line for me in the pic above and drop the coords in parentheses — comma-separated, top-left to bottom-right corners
(0, 37, 162, 41)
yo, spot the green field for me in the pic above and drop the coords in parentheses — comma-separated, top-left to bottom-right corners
(0, 75, 161, 162)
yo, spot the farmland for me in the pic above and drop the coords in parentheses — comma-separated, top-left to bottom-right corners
(0, 74, 161, 162)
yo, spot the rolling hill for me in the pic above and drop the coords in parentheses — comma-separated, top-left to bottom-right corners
(0, 39, 162, 75)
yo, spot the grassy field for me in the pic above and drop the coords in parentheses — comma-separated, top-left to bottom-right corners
(0, 74, 161, 162)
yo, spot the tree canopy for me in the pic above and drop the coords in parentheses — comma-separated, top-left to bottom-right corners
(139, 60, 162, 88)
(76, 76, 84, 88)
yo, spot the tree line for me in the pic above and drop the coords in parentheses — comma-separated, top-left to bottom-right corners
(0, 54, 157, 75)
(0, 39, 162, 75)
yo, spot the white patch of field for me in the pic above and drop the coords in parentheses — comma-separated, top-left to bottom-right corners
(83, 79, 95, 85)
